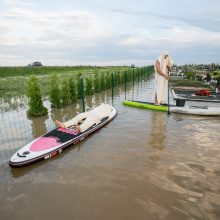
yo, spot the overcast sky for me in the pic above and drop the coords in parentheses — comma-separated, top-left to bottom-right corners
(0, 0, 220, 66)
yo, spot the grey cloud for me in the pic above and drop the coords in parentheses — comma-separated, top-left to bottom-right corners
(104, 7, 220, 32)
(1, 30, 220, 66)
(1, 37, 220, 66)
(1, 1, 220, 66)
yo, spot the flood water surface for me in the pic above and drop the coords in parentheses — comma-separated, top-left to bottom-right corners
(1, 79, 220, 220)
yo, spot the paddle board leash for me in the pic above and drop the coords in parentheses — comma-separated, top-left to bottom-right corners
(167, 70, 170, 115)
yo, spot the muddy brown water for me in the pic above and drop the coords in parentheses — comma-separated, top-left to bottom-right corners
(0, 79, 220, 220)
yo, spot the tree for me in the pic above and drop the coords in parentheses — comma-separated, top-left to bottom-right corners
(185, 71, 195, 79)
(77, 73, 82, 99)
(69, 77, 77, 102)
(116, 71, 121, 84)
(26, 76, 48, 117)
(94, 73, 101, 93)
(100, 73, 106, 90)
(105, 73, 111, 89)
(61, 78, 71, 106)
(85, 77, 93, 95)
(212, 71, 220, 76)
(50, 74, 62, 108)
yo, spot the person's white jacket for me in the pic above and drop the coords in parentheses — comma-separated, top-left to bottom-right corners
(154, 51, 173, 104)
(63, 103, 113, 132)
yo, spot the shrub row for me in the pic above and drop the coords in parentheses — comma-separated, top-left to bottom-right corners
(26, 66, 154, 117)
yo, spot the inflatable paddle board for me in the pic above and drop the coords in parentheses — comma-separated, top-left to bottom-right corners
(9, 106, 117, 168)
(123, 100, 220, 116)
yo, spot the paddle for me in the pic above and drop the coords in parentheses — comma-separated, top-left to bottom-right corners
(167, 70, 170, 115)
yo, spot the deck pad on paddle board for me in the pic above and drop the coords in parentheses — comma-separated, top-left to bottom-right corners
(9, 107, 117, 168)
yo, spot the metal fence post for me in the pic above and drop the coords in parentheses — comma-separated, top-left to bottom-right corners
(124, 71, 127, 100)
(111, 73, 114, 101)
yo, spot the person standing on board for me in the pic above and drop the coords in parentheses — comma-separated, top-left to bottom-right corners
(154, 51, 173, 105)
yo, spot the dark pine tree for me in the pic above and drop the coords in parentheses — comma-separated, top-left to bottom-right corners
(26, 76, 48, 117)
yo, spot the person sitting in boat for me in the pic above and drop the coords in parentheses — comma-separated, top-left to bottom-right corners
(154, 51, 173, 105)
(55, 103, 113, 133)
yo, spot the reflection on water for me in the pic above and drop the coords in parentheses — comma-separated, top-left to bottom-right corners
(1, 78, 220, 220)
(0, 96, 28, 112)
(29, 114, 48, 138)
(148, 112, 167, 161)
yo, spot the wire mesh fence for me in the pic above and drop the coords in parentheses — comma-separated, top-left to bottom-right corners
(0, 66, 154, 170)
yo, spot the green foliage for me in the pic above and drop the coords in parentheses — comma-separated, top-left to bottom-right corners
(61, 78, 71, 106)
(26, 76, 48, 117)
(134, 69, 138, 81)
(185, 71, 195, 79)
(123, 71, 127, 83)
(113, 72, 118, 85)
(212, 71, 220, 76)
(131, 69, 135, 82)
(50, 74, 62, 108)
(145, 65, 154, 77)
(94, 74, 101, 93)
(85, 77, 93, 95)
(105, 73, 111, 89)
(69, 77, 77, 102)
(1, 66, 155, 111)
(100, 73, 106, 90)
(115, 71, 121, 85)
(125, 70, 129, 82)
(77, 73, 82, 99)
(0, 66, 132, 100)
(111, 73, 114, 87)
(0, 66, 97, 77)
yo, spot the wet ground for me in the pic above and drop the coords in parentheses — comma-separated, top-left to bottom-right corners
(1, 79, 220, 220)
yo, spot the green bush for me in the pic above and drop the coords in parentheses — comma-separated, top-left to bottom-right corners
(85, 77, 93, 95)
(94, 74, 101, 93)
(126, 70, 132, 81)
(111, 73, 115, 87)
(77, 73, 82, 99)
(61, 78, 71, 105)
(50, 74, 62, 108)
(26, 76, 48, 117)
(69, 77, 77, 102)
(105, 73, 111, 89)
(100, 73, 106, 90)
(212, 71, 220, 76)
(185, 71, 195, 79)
(116, 71, 121, 84)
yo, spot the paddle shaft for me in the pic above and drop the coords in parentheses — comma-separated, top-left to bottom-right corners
(167, 71, 170, 115)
